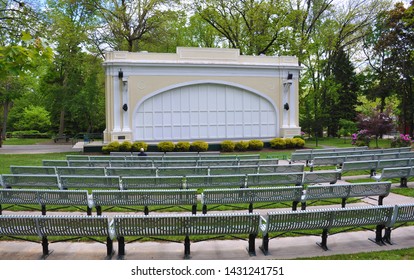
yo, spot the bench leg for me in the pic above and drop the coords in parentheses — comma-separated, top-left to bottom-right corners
(117, 236, 125, 259)
(106, 237, 114, 259)
(192, 204, 197, 215)
(41, 205, 46, 215)
(292, 201, 298, 211)
(247, 233, 256, 256)
(248, 203, 253, 213)
(317, 229, 329, 251)
(378, 196, 384, 206)
(184, 235, 191, 259)
(300, 202, 306, 210)
(202, 205, 207, 214)
(42, 236, 49, 256)
(96, 205, 102, 216)
(341, 198, 346, 208)
(0, 204, 2, 215)
(144, 206, 149, 215)
(401, 177, 408, 188)
(383, 227, 392, 244)
(375, 225, 384, 244)
(259, 233, 269, 255)
(87, 207, 92, 216)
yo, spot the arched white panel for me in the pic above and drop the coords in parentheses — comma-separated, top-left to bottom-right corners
(134, 83, 277, 141)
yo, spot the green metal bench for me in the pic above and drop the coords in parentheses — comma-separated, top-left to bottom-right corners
(337, 160, 378, 178)
(383, 203, 414, 244)
(0, 174, 60, 189)
(42, 160, 68, 166)
(259, 205, 394, 255)
(59, 175, 121, 190)
(92, 189, 197, 215)
(201, 186, 303, 214)
(0, 188, 93, 215)
(121, 176, 184, 189)
(372, 167, 413, 187)
(302, 171, 339, 185)
(185, 174, 247, 189)
(111, 212, 260, 259)
(0, 215, 113, 259)
(10, 166, 57, 175)
(56, 166, 107, 176)
(301, 182, 391, 209)
(105, 167, 157, 177)
(246, 173, 303, 187)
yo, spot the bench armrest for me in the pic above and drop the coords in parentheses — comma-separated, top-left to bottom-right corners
(259, 215, 268, 233)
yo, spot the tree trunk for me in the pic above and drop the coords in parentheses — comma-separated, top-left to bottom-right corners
(59, 109, 65, 137)
(2, 101, 11, 140)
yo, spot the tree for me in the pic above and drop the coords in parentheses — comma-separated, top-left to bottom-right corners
(372, 2, 414, 136)
(0, 0, 51, 140)
(92, 0, 180, 53)
(42, 0, 100, 136)
(356, 108, 394, 148)
(193, 0, 290, 55)
(14, 105, 51, 132)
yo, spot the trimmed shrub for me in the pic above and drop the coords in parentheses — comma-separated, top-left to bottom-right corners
(292, 138, 305, 148)
(221, 140, 235, 152)
(235, 140, 249, 151)
(175, 141, 191, 152)
(270, 138, 286, 149)
(191, 141, 209, 152)
(119, 141, 132, 152)
(248, 139, 264, 151)
(157, 141, 175, 152)
(285, 138, 295, 148)
(131, 141, 148, 152)
(102, 141, 120, 154)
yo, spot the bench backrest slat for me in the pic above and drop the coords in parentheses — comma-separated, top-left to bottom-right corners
(0, 174, 60, 189)
(92, 189, 197, 206)
(38, 216, 110, 236)
(201, 186, 303, 204)
(121, 176, 184, 189)
(246, 173, 303, 187)
(0, 215, 40, 236)
(60, 175, 121, 190)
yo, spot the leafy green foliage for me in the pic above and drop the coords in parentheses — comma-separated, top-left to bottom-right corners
(13, 105, 51, 132)
(221, 140, 235, 152)
(190, 141, 209, 152)
(157, 141, 175, 152)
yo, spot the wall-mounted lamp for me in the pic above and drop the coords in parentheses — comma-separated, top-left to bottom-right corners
(284, 103, 290, 110)
(118, 68, 123, 79)
(122, 104, 128, 111)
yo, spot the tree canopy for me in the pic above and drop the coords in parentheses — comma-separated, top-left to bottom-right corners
(0, 0, 413, 140)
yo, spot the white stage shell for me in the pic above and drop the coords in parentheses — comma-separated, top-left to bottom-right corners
(134, 83, 278, 141)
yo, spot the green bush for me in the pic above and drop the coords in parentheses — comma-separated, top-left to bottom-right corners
(157, 141, 175, 152)
(248, 139, 264, 150)
(285, 138, 295, 148)
(292, 138, 305, 148)
(119, 141, 132, 152)
(175, 141, 191, 152)
(131, 141, 148, 152)
(102, 141, 120, 154)
(221, 140, 235, 152)
(235, 140, 249, 151)
(191, 141, 209, 152)
(270, 138, 286, 149)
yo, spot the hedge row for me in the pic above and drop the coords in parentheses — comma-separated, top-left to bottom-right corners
(102, 141, 209, 153)
(102, 137, 306, 154)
